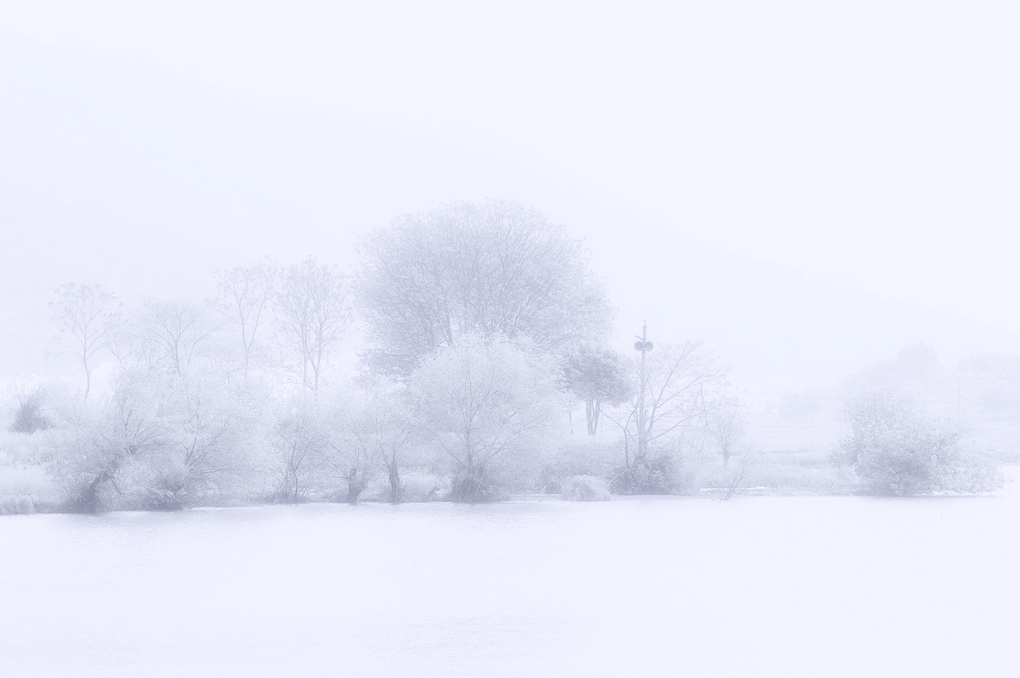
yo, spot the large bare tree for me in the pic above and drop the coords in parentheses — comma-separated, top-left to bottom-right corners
(275, 258, 351, 392)
(50, 283, 119, 400)
(356, 199, 614, 374)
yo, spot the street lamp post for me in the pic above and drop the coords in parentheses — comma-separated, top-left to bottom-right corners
(634, 320, 653, 459)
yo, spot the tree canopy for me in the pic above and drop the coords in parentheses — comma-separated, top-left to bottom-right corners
(356, 199, 614, 374)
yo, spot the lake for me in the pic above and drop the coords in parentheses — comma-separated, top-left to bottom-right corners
(2, 475, 1019, 677)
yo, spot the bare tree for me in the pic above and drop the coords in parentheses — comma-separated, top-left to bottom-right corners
(356, 200, 614, 374)
(212, 259, 277, 375)
(50, 283, 119, 400)
(276, 258, 351, 392)
(607, 340, 724, 493)
(136, 299, 218, 377)
(715, 450, 757, 501)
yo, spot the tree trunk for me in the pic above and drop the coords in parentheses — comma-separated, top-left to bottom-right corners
(83, 360, 92, 402)
(388, 464, 401, 504)
(78, 466, 114, 513)
(347, 470, 364, 504)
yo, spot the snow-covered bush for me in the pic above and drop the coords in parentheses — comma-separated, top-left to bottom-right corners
(834, 388, 1002, 496)
(46, 373, 165, 512)
(561, 475, 610, 501)
(9, 390, 52, 434)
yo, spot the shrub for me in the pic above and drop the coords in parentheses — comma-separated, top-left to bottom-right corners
(610, 447, 709, 495)
(448, 472, 510, 502)
(0, 495, 36, 515)
(561, 475, 611, 501)
(835, 388, 1002, 496)
(9, 390, 52, 434)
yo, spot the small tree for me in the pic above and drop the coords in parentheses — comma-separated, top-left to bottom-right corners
(51, 283, 119, 400)
(708, 397, 746, 469)
(276, 258, 351, 392)
(410, 336, 560, 501)
(562, 346, 632, 435)
(835, 388, 1001, 496)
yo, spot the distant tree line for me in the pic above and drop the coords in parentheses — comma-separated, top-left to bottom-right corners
(8, 199, 738, 512)
(5, 201, 1003, 512)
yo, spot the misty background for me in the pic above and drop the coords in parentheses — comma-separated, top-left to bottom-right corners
(2, 2, 1019, 449)
(5, 5, 1020, 677)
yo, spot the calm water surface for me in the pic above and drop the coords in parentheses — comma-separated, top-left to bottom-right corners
(3, 476, 1020, 677)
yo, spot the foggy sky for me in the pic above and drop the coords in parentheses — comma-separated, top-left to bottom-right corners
(1, 1, 1018, 384)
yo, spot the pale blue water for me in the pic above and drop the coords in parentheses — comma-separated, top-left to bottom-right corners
(2, 477, 1019, 677)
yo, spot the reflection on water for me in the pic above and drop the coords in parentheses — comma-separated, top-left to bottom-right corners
(2, 476, 1020, 678)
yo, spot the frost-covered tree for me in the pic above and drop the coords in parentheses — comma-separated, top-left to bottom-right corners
(327, 382, 416, 503)
(357, 200, 614, 374)
(137, 374, 254, 509)
(46, 372, 164, 513)
(410, 336, 561, 501)
(562, 346, 632, 435)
